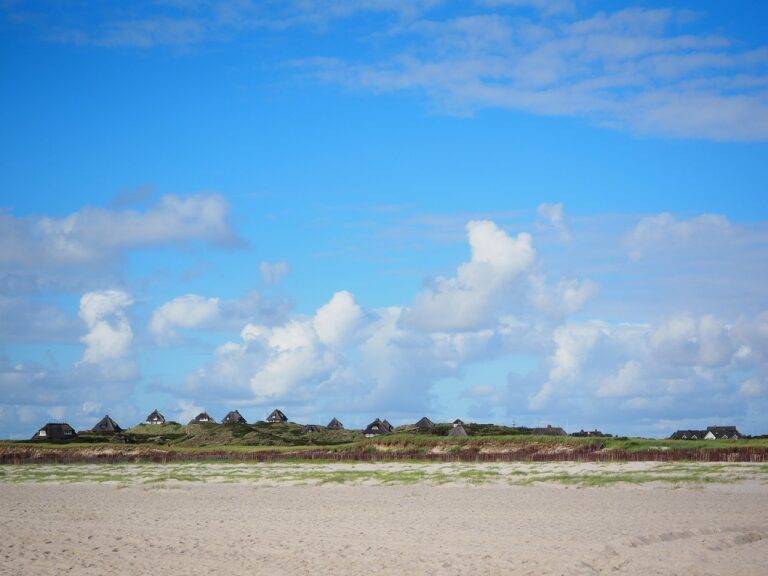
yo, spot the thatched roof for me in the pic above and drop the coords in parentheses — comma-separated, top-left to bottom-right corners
(447, 423, 468, 437)
(706, 426, 742, 439)
(190, 412, 216, 424)
(670, 430, 705, 440)
(302, 424, 320, 433)
(92, 415, 122, 433)
(266, 409, 287, 423)
(532, 425, 566, 436)
(415, 416, 434, 430)
(327, 417, 344, 430)
(32, 423, 76, 441)
(364, 418, 389, 436)
(381, 419, 393, 432)
(223, 410, 247, 424)
(571, 429, 604, 437)
(146, 409, 165, 424)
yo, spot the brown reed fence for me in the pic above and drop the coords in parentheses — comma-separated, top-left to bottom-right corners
(2, 445, 767, 465)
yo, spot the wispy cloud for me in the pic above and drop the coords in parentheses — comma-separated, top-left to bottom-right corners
(300, 6, 768, 141)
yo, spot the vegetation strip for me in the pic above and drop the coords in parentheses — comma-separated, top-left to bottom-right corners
(2, 462, 767, 487)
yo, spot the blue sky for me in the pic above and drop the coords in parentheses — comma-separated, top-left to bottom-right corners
(1, 0, 767, 438)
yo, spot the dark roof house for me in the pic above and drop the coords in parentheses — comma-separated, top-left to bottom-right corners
(302, 424, 320, 433)
(670, 430, 706, 440)
(571, 429, 606, 438)
(146, 409, 165, 425)
(92, 415, 122, 433)
(32, 423, 76, 441)
(447, 423, 468, 437)
(705, 426, 742, 439)
(670, 426, 743, 440)
(327, 417, 344, 430)
(223, 410, 247, 425)
(415, 417, 434, 431)
(190, 412, 216, 424)
(364, 418, 390, 437)
(453, 419, 465, 426)
(267, 409, 288, 423)
(532, 425, 567, 436)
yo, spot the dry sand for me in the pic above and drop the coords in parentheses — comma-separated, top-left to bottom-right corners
(1, 464, 767, 575)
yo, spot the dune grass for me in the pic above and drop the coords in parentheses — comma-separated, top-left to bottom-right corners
(3, 461, 767, 487)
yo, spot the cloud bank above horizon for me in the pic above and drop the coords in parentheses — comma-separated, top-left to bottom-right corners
(1, 193, 766, 437)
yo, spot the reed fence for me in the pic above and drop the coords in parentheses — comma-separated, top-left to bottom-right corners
(2, 445, 767, 465)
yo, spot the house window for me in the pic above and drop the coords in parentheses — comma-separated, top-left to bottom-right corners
(38, 430, 46, 437)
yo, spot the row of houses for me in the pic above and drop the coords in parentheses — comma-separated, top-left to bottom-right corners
(669, 426, 743, 440)
(32, 410, 479, 440)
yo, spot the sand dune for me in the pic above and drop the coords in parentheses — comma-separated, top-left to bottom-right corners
(1, 465, 767, 575)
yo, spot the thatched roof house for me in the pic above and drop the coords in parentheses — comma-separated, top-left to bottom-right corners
(190, 412, 215, 424)
(267, 409, 287, 423)
(146, 409, 165, 425)
(327, 417, 344, 430)
(302, 424, 320, 433)
(571, 429, 606, 438)
(223, 410, 247, 425)
(452, 418, 464, 426)
(532, 424, 566, 436)
(670, 426, 743, 440)
(32, 423, 76, 441)
(364, 418, 390, 437)
(447, 423, 468, 437)
(670, 430, 706, 440)
(92, 415, 122, 433)
(706, 426, 742, 439)
(415, 416, 434, 431)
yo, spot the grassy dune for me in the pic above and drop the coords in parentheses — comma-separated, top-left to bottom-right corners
(4, 425, 768, 464)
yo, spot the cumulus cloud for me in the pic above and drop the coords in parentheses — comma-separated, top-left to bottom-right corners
(149, 291, 290, 343)
(405, 220, 535, 331)
(0, 193, 238, 271)
(526, 311, 767, 429)
(186, 220, 588, 418)
(259, 260, 290, 285)
(78, 290, 134, 365)
(627, 212, 731, 260)
(150, 295, 221, 342)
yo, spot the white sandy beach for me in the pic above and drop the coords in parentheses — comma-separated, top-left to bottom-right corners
(1, 463, 767, 575)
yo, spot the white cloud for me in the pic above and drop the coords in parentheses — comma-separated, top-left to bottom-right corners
(627, 213, 731, 260)
(527, 311, 766, 426)
(78, 290, 134, 364)
(149, 291, 290, 343)
(301, 7, 768, 141)
(405, 220, 535, 331)
(175, 400, 204, 424)
(528, 275, 597, 316)
(0, 193, 238, 269)
(536, 202, 571, 242)
(150, 294, 221, 342)
(479, 0, 575, 17)
(81, 401, 101, 415)
(186, 220, 587, 416)
(259, 260, 291, 285)
(739, 378, 766, 398)
(313, 290, 364, 347)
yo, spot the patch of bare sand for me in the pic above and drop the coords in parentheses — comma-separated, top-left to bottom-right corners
(1, 480, 767, 575)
